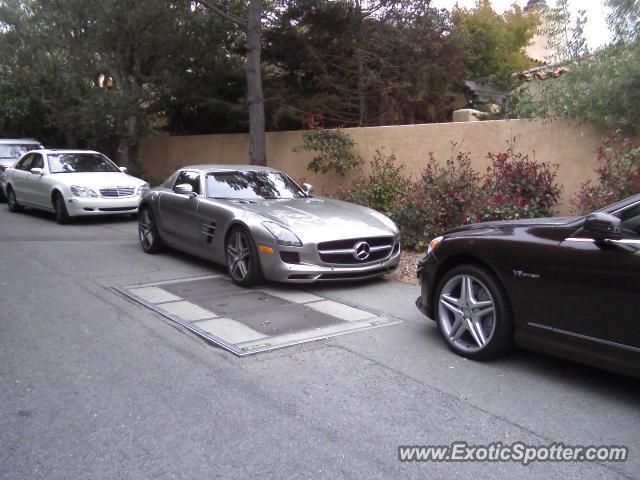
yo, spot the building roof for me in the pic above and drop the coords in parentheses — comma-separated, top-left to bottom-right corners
(524, 0, 548, 12)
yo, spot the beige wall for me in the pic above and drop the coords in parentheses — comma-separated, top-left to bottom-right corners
(138, 118, 605, 214)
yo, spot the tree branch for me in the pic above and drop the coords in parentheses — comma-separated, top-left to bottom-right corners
(195, 0, 247, 31)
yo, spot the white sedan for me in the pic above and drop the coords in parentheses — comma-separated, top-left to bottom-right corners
(2, 149, 149, 224)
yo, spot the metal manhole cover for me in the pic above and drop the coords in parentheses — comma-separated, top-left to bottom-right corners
(114, 275, 402, 356)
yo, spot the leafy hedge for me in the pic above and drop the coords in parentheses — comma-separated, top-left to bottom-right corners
(572, 133, 640, 214)
(338, 143, 561, 250)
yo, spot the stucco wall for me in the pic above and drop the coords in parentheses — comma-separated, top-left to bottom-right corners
(138, 118, 604, 214)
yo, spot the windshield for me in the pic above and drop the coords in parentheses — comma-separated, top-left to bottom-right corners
(0, 144, 41, 160)
(206, 171, 306, 200)
(48, 153, 120, 174)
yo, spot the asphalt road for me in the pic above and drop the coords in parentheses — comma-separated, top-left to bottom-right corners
(1, 206, 639, 479)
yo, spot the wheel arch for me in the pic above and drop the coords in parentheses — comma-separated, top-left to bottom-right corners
(430, 253, 512, 318)
(51, 188, 64, 204)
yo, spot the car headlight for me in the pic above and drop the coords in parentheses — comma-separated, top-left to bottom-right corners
(137, 183, 150, 196)
(262, 221, 302, 247)
(70, 185, 98, 198)
(427, 236, 444, 255)
(370, 209, 399, 234)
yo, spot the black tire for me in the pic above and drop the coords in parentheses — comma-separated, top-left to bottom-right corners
(225, 226, 264, 287)
(138, 207, 165, 253)
(53, 192, 70, 224)
(434, 264, 513, 360)
(7, 186, 22, 213)
(0, 188, 6, 203)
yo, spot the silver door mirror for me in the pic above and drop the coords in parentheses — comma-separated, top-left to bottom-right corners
(119, 167, 128, 173)
(302, 183, 314, 195)
(30, 167, 44, 176)
(174, 183, 195, 195)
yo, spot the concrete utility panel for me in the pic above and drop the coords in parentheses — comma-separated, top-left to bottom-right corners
(115, 275, 401, 356)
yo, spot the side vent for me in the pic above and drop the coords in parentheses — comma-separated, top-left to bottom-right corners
(201, 222, 217, 244)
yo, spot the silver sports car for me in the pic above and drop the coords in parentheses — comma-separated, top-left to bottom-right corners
(138, 165, 401, 285)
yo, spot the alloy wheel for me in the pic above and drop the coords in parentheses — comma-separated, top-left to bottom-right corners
(438, 274, 496, 353)
(226, 230, 251, 281)
(139, 209, 155, 250)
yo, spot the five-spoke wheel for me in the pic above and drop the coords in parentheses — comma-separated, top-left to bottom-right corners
(138, 207, 164, 253)
(436, 265, 512, 360)
(225, 227, 263, 286)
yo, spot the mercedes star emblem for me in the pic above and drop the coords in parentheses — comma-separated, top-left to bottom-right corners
(353, 241, 371, 261)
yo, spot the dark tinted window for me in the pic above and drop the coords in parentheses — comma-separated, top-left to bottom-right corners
(174, 170, 201, 195)
(48, 153, 120, 174)
(619, 203, 640, 238)
(205, 171, 305, 200)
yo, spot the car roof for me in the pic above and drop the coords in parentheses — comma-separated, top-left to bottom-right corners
(181, 164, 278, 173)
(32, 149, 103, 155)
(0, 139, 42, 145)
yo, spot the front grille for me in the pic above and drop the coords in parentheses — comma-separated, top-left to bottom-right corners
(99, 186, 135, 197)
(98, 207, 137, 212)
(317, 267, 391, 280)
(318, 236, 394, 265)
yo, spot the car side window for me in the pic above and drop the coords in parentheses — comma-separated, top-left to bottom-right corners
(173, 170, 201, 195)
(618, 203, 640, 239)
(31, 154, 44, 170)
(15, 154, 34, 171)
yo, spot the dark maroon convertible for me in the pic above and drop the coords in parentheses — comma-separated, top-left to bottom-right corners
(416, 194, 640, 378)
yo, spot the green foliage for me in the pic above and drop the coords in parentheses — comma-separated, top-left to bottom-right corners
(451, 0, 539, 87)
(572, 133, 640, 214)
(338, 143, 561, 250)
(511, 42, 640, 132)
(510, 0, 640, 133)
(392, 148, 485, 250)
(297, 128, 361, 176)
(264, 0, 469, 128)
(337, 149, 406, 214)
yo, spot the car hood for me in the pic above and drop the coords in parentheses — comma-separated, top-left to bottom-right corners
(226, 197, 397, 242)
(50, 172, 146, 189)
(445, 216, 580, 235)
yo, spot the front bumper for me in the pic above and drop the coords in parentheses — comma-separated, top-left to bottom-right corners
(257, 240, 402, 283)
(416, 252, 438, 320)
(65, 195, 141, 217)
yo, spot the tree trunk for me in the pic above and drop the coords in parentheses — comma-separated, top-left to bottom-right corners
(245, 0, 267, 166)
(117, 113, 138, 170)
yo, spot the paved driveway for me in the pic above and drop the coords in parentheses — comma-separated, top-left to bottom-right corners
(1, 207, 638, 479)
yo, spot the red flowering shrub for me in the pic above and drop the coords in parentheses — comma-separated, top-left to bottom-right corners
(480, 142, 561, 221)
(391, 149, 485, 249)
(335, 142, 561, 250)
(571, 134, 640, 214)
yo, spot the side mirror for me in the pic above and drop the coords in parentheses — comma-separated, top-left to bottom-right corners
(174, 183, 195, 195)
(119, 167, 128, 173)
(30, 167, 44, 176)
(302, 183, 314, 195)
(583, 212, 622, 242)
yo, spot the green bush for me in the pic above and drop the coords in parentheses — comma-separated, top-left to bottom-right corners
(572, 133, 640, 214)
(337, 149, 406, 214)
(337, 143, 561, 250)
(296, 128, 361, 176)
